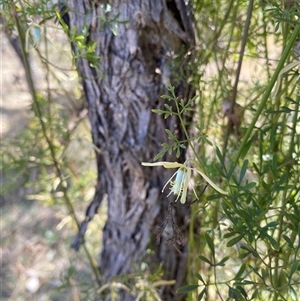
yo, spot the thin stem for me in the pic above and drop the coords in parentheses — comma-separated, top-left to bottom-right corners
(273, 75, 300, 298)
(222, 0, 254, 158)
(175, 99, 200, 164)
(233, 22, 300, 168)
(13, 7, 101, 284)
(204, 0, 236, 135)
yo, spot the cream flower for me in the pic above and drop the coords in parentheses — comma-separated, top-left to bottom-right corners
(142, 161, 228, 204)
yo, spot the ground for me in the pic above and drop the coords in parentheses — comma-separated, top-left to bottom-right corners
(1, 29, 104, 301)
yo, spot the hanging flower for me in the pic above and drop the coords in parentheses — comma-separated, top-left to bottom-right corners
(142, 161, 228, 204)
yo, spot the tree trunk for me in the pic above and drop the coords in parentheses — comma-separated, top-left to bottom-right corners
(67, 1, 194, 300)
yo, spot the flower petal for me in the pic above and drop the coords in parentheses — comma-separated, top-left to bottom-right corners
(142, 162, 184, 168)
(162, 169, 179, 192)
(180, 168, 190, 204)
(195, 169, 228, 196)
(171, 168, 186, 195)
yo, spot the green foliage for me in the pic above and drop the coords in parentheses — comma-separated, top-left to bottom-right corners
(1, 1, 174, 300)
(1, 1, 102, 300)
(147, 1, 300, 300)
(2, 0, 300, 300)
(152, 83, 195, 159)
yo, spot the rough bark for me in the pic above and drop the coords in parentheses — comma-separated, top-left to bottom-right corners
(67, 1, 194, 300)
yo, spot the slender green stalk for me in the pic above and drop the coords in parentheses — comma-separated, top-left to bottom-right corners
(175, 99, 200, 164)
(273, 76, 300, 300)
(222, 0, 254, 158)
(233, 22, 300, 168)
(204, 0, 236, 135)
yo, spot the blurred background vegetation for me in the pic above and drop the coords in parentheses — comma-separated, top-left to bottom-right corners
(1, 0, 300, 300)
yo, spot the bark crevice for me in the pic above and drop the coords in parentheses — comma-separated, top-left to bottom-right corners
(68, 1, 195, 300)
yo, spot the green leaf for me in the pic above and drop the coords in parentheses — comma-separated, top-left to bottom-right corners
(240, 137, 253, 159)
(215, 146, 224, 165)
(261, 268, 267, 280)
(242, 182, 256, 191)
(228, 286, 246, 300)
(231, 174, 239, 185)
(176, 146, 180, 158)
(290, 286, 298, 301)
(197, 288, 207, 301)
(280, 106, 292, 113)
(204, 233, 215, 256)
(289, 262, 299, 279)
(236, 286, 248, 299)
(87, 41, 97, 52)
(153, 148, 168, 161)
(165, 129, 176, 140)
(252, 162, 261, 175)
(223, 231, 237, 239)
(227, 233, 244, 247)
(161, 94, 172, 100)
(177, 284, 199, 294)
(240, 245, 259, 258)
(265, 221, 278, 228)
(250, 289, 259, 300)
(216, 256, 230, 267)
(277, 173, 288, 186)
(227, 162, 235, 179)
(235, 263, 246, 279)
(239, 160, 249, 184)
(243, 279, 259, 285)
(283, 234, 294, 248)
(213, 163, 226, 177)
(285, 96, 297, 104)
(206, 194, 222, 200)
(167, 83, 175, 97)
(266, 234, 279, 250)
(239, 250, 250, 259)
(109, 22, 119, 36)
(188, 95, 198, 105)
(164, 103, 172, 112)
(86, 53, 100, 64)
(198, 255, 212, 265)
(203, 136, 213, 146)
(152, 109, 163, 114)
(75, 35, 85, 40)
(249, 265, 263, 280)
(195, 273, 205, 284)
(271, 155, 278, 177)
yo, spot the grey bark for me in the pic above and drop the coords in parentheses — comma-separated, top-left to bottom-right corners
(68, 1, 195, 300)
